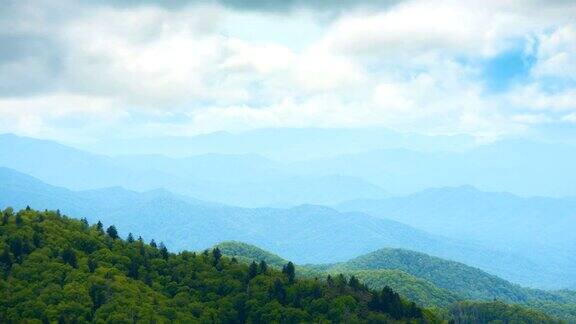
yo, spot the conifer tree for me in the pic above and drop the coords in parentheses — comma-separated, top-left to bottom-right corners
(106, 225, 119, 239)
(96, 221, 104, 233)
(62, 248, 78, 268)
(212, 247, 222, 264)
(159, 242, 169, 260)
(259, 260, 268, 274)
(15, 213, 23, 226)
(88, 258, 97, 273)
(248, 261, 258, 279)
(0, 245, 12, 269)
(282, 261, 296, 283)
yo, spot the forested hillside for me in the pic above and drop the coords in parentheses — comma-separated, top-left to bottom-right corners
(217, 242, 576, 322)
(0, 207, 433, 323)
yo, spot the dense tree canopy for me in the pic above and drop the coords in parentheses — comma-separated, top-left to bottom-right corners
(0, 208, 435, 323)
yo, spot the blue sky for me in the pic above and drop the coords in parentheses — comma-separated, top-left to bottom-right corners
(0, 0, 575, 146)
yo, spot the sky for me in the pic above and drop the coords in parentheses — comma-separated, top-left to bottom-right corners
(1, 0, 576, 146)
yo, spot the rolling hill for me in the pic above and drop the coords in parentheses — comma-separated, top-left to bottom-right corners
(214, 241, 576, 321)
(337, 185, 576, 289)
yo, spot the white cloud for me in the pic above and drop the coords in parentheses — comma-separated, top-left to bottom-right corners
(506, 84, 576, 112)
(562, 113, 576, 123)
(531, 24, 576, 80)
(1, 0, 576, 142)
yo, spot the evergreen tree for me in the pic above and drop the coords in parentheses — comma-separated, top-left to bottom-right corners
(272, 278, 286, 304)
(128, 259, 139, 278)
(96, 221, 104, 233)
(88, 258, 97, 273)
(0, 245, 12, 269)
(349, 275, 361, 290)
(80, 218, 89, 230)
(127, 232, 135, 243)
(15, 213, 23, 226)
(212, 247, 222, 264)
(106, 225, 119, 239)
(150, 239, 157, 248)
(159, 242, 169, 260)
(282, 261, 296, 283)
(248, 261, 258, 280)
(259, 260, 268, 274)
(61, 248, 77, 268)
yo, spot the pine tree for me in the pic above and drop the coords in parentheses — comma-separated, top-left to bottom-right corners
(15, 213, 23, 226)
(0, 245, 12, 269)
(96, 221, 104, 233)
(106, 225, 119, 239)
(282, 261, 296, 283)
(349, 275, 361, 290)
(150, 239, 157, 248)
(80, 218, 89, 230)
(248, 261, 258, 280)
(62, 248, 78, 268)
(272, 278, 286, 304)
(127, 233, 135, 243)
(128, 259, 139, 278)
(159, 242, 169, 260)
(212, 247, 222, 263)
(88, 258, 98, 273)
(259, 260, 268, 274)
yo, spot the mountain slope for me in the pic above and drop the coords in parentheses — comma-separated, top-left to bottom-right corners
(215, 241, 460, 308)
(215, 241, 288, 267)
(0, 208, 432, 323)
(212, 241, 576, 321)
(0, 167, 547, 288)
(325, 248, 532, 302)
(337, 185, 576, 288)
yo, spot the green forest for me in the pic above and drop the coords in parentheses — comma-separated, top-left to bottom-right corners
(0, 207, 570, 323)
(216, 240, 576, 322)
(0, 207, 432, 323)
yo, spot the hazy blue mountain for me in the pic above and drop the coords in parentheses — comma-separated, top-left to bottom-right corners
(0, 134, 386, 206)
(76, 128, 476, 161)
(338, 186, 576, 249)
(4, 132, 576, 199)
(0, 167, 555, 288)
(291, 139, 576, 197)
(337, 186, 576, 286)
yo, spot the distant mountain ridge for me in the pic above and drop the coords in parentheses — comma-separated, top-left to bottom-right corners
(0, 167, 551, 289)
(337, 185, 576, 289)
(0, 134, 387, 207)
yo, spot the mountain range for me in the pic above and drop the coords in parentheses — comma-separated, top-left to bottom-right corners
(0, 166, 571, 289)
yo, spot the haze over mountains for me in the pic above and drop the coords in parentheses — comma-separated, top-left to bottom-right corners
(1, 130, 576, 291)
(0, 165, 574, 289)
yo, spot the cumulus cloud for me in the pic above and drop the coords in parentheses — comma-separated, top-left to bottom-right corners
(531, 24, 576, 81)
(0, 0, 576, 143)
